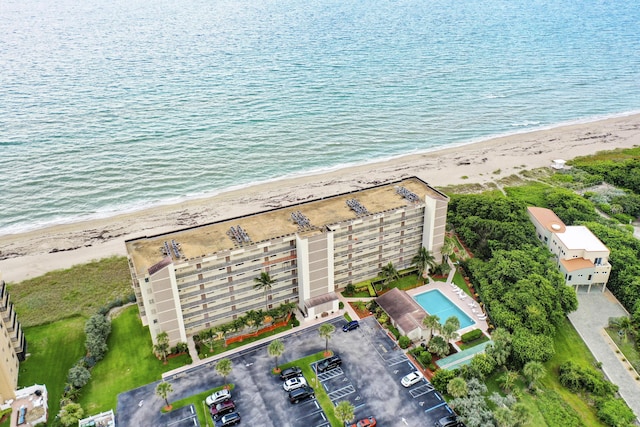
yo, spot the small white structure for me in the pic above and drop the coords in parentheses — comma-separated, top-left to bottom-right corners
(11, 384, 48, 426)
(551, 159, 567, 170)
(528, 207, 611, 292)
(79, 409, 116, 427)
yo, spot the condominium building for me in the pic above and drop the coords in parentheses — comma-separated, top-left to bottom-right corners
(0, 272, 27, 403)
(527, 207, 611, 292)
(126, 177, 449, 346)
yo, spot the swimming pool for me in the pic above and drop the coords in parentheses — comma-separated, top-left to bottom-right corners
(413, 289, 475, 329)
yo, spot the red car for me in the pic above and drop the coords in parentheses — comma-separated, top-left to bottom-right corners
(350, 416, 376, 427)
(211, 400, 236, 420)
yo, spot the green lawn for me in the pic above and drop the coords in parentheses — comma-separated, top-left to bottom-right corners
(18, 316, 87, 422)
(78, 306, 190, 415)
(458, 335, 490, 350)
(540, 318, 607, 426)
(7, 256, 132, 327)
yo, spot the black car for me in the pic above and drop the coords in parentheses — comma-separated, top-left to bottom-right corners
(289, 385, 315, 403)
(216, 412, 241, 427)
(435, 415, 464, 427)
(316, 355, 342, 372)
(279, 366, 303, 381)
(342, 320, 359, 332)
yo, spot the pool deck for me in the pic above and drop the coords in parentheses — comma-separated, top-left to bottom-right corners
(406, 269, 489, 338)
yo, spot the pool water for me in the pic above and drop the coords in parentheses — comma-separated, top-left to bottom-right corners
(413, 289, 475, 329)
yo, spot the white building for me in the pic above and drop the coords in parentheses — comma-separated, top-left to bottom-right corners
(527, 207, 611, 292)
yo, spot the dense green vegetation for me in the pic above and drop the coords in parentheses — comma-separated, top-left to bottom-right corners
(7, 256, 132, 327)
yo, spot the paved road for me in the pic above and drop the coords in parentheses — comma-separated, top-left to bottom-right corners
(567, 290, 640, 421)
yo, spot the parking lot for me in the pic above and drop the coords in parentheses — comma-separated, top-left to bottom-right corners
(116, 315, 455, 426)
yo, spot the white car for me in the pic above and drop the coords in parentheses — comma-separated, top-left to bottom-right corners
(401, 370, 424, 387)
(205, 389, 231, 406)
(283, 376, 307, 392)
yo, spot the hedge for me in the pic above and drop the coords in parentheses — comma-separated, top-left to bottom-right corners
(461, 329, 483, 343)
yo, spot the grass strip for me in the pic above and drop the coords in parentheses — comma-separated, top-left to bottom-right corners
(278, 352, 341, 427)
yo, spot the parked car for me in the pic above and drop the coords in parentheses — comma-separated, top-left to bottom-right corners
(211, 400, 236, 420)
(206, 389, 231, 407)
(401, 370, 424, 387)
(316, 355, 342, 372)
(435, 415, 464, 427)
(215, 412, 241, 427)
(350, 416, 377, 427)
(289, 385, 315, 403)
(342, 320, 360, 332)
(283, 376, 307, 392)
(279, 366, 303, 381)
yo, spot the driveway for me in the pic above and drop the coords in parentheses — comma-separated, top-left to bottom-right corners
(116, 316, 455, 426)
(567, 290, 640, 421)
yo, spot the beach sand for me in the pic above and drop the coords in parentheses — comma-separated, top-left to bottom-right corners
(2, 113, 639, 283)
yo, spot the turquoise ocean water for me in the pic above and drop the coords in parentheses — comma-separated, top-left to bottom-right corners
(1, 0, 639, 235)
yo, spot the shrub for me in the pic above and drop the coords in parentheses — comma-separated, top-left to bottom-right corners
(558, 361, 618, 397)
(367, 283, 377, 297)
(431, 369, 456, 393)
(461, 329, 483, 343)
(418, 351, 432, 367)
(338, 301, 344, 310)
(292, 318, 300, 327)
(398, 336, 411, 349)
(345, 284, 356, 295)
(171, 342, 189, 354)
(597, 397, 636, 427)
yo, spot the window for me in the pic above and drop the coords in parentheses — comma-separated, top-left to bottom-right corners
(588, 275, 592, 280)
(568, 275, 572, 281)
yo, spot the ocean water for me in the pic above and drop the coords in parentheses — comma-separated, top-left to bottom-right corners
(1, 0, 639, 235)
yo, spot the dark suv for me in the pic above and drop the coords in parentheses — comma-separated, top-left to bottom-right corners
(289, 385, 315, 403)
(342, 320, 359, 332)
(215, 412, 241, 426)
(435, 415, 464, 427)
(279, 366, 303, 381)
(317, 355, 342, 372)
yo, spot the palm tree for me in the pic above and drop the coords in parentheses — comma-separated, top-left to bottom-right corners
(254, 271, 276, 310)
(412, 247, 437, 280)
(523, 361, 546, 390)
(153, 331, 170, 364)
(498, 370, 519, 393)
(441, 316, 460, 342)
(422, 314, 441, 340)
(216, 358, 233, 387)
(334, 400, 355, 425)
(155, 381, 173, 409)
(618, 316, 634, 343)
(446, 376, 468, 398)
(441, 235, 456, 263)
(428, 335, 450, 358)
(268, 339, 285, 372)
(318, 323, 335, 354)
(379, 262, 399, 290)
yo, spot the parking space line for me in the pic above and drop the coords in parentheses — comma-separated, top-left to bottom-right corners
(424, 402, 448, 413)
(317, 367, 344, 382)
(385, 354, 408, 366)
(327, 385, 356, 401)
(410, 383, 435, 398)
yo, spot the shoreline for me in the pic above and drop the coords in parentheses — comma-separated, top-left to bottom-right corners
(3, 110, 639, 238)
(2, 113, 639, 283)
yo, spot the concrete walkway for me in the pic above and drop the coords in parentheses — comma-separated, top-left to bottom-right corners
(567, 290, 640, 421)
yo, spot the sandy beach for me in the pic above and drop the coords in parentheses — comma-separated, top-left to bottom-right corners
(2, 113, 639, 283)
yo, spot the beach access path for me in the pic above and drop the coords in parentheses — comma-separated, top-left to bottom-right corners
(567, 290, 640, 421)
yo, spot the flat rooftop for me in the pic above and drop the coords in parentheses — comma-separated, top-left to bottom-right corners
(557, 225, 609, 252)
(126, 177, 446, 275)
